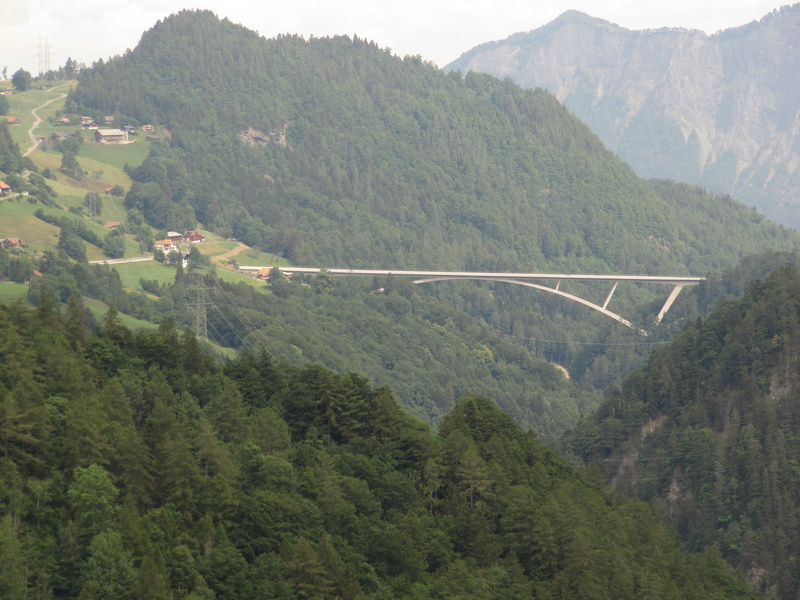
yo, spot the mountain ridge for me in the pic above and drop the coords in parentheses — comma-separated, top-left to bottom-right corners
(69, 10, 797, 275)
(446, 4, 800, 229)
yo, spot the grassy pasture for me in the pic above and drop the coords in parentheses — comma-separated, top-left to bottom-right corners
(231, 247, 291, 267)
(106, 260, 178, 289)
(6, 82, 74, 147)
(0, 282, 29, 303)
(107, 259, 267, 291)
(31, 146, 134, 197)
(0, 196, 137, 259)
(0, 198, 65, 253)
(78, 137, 151, 171)
(81, 295, 159, 332)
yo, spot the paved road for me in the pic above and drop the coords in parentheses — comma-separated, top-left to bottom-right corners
(238, 266, 705, 286)
(89, 256, 155, 265)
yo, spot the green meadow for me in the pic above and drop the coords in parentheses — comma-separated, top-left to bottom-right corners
(0, 282, 29, 303)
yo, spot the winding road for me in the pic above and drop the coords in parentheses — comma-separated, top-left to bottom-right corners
(23, 88, 68, 157)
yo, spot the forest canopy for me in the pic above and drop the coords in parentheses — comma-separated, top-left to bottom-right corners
(0, 298, 757, 599)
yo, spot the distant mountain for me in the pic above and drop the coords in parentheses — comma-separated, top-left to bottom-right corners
(566, 257, 800, 598)
(447, 6, 800, 229)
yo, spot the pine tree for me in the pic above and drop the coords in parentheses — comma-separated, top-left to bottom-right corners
(65, 394, 111, 469)
(0, 513, 28, 598)
(135, 549, 172, 600)
(79, 531, 137, 599)
(67, 464, 120, 540)
(64, 295, 91, 352)
(286, 537, 337, 600)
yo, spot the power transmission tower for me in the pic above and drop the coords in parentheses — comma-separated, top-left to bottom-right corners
(190, 280, 214, 340)
(36, 35, 52, 76)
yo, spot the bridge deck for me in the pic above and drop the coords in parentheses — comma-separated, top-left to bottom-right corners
(240, 266, 705, 286)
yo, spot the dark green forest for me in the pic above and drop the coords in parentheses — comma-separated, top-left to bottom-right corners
(0, 298, 757, 599)
(565, 265, 800, 599)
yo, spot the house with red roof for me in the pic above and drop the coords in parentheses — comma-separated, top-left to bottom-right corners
(1, 238, 27, 249)
(183, 230, 205, 244)
(0, 181, 11, 195)
(154, 239, 179, 253)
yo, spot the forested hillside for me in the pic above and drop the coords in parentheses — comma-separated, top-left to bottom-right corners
(69, 10, 795, 276)
(0, 299, 757, 599)
(60, 10, 800, 429)
(1, 246, 588, 435)
(566, 263, 800, 599)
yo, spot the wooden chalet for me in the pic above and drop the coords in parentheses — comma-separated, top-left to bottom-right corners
(183, 230, 205, 244)
(0, 180, 11, 195)
(1, 238, 27, 249)
(50, 131, 78, 141)
(94, 129, 127, 143)
(6, 117, 21, 126)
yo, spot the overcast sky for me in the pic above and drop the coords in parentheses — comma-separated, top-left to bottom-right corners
(1, 0, 791, 77)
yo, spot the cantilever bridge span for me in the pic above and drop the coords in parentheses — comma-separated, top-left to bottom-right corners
(241, 267, 706, 334)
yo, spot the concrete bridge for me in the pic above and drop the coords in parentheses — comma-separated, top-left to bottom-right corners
(240, 267, 705, 334)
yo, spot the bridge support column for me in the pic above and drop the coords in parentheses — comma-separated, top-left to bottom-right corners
(602, 282, 618, 310)
(656, 284, 685, 323)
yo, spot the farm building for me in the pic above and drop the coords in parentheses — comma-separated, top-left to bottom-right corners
(94, 129, 128, 143)
(183, 230, 205, 244)
(1, 238, 27, 249)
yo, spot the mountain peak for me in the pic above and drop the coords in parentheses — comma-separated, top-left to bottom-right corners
(551, 9, 612, 27)
(446, 5, 800, 229)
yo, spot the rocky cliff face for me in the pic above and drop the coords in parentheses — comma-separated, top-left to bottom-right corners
(447, 6, 800, 229)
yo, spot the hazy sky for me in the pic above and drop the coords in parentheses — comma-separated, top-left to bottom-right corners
(1, 0, 790, 76)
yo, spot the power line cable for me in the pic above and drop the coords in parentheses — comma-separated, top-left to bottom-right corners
(492, 331, 671, 347)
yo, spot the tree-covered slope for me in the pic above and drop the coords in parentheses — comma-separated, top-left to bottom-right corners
(3, 246, 589, 437)
(69, 10, 797, 276)
(60, 9, 800, 435)
(566, 264, 800, 599)
(0, 121, 27, 174)
(0, 299, 757, 599)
